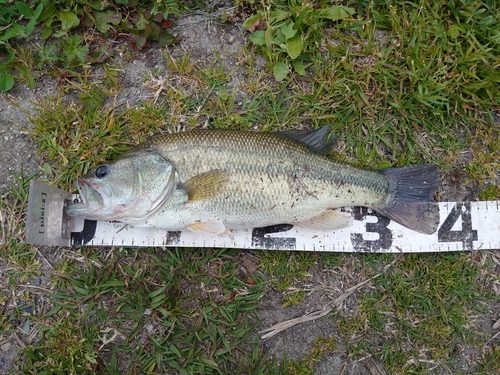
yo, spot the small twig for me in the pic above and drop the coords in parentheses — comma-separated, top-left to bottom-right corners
(35, 248, 54, 269)
(485, 329, 500, 346)
(260, 260, 397, 339)
(12, 332, 27, 349)
(260, 274, 381, 339)
(18, 284, 53, 293)
(98, 327, 125, 351)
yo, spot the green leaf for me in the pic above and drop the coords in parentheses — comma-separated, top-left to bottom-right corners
(447, 24, 460, 39)
(132, 33, 147, 50)
(15, 2, 34, 17)
(316, 6, 355, 22)
(292, 59, 306, 75)
(242, 14, 261, 30)
(0, 22, 25, 41)
(42, 162, 53, 175)
(280, 21, 297, 40)
(269, 9, 290, 24)
(248, 30, 265, 45)
(26, 4, 44, 35)
(0, 73, 15, 92)
(264, 26, 273, 48)
(135, 13, 146, 30)
(157, 29, 178, 47)
(58, 10, 80, 31)
(33, 4, 44, 20)
(94, 9, 121, 33)
(273, 60, 289, 81)
(38, 4, 56, 22)
(41, 24, 52, 39)
(286, 33, 303, 59)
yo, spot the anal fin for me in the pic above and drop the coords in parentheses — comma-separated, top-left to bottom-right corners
(187, 220, 227, 235)
(295, 209, 353, 231)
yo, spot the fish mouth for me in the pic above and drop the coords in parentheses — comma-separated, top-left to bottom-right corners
(77, 178, 104, 211)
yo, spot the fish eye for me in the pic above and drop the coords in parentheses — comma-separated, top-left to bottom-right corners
(95, 165, 109, 178)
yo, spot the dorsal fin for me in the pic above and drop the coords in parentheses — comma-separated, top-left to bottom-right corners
(276, 126, 337, 155)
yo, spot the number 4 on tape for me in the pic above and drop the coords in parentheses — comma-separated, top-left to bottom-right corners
(438, 202, 478, 250)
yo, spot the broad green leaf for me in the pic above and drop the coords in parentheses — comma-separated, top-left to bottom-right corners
(273, 60, 289, 81)
(292, 59, 306, 75)
(264, 26, 273, 48)
(269, 9, 290, 24)
(316, 6, 355, 21)
(0, 73, 15, 92)
(286, 32, 303, 59)
(136, 13, 146, 30)
(38, 4, 56, 22)
(15, 2, 34, 17)
(133, 33, 147, 50)
(94, 9, 121, 33)
(280, 21, 296, 40)
(0, 22, 25, 41)
(26, 4, 44, 35)
(158, 29, 178, 47)
(26, 18, 36, 35)
(42, 162, 53, 175)
(33, 3, 44, 20)
(58, 10, 80, 30)
(274, 28, 285, 44)
(242, 14, 261, 30)
(447, 24, 460, 39)
(41, 24, 52, 39)
(248, 30, 265, 46)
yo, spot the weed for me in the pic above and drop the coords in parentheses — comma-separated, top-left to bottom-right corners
(337, 253, 491, 372)
(20, 248, 269, 374)
(244, 0, 355, 81)
(0, 169, 40, 282)
(0, 0, 181, 92)
(3, 0, 500, 373)
(257, 251, 317, 306)
(29, 100, 166, 190)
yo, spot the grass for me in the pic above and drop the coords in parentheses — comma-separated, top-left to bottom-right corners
(1, 0, 500, 374)
(19, 248, 269, 374)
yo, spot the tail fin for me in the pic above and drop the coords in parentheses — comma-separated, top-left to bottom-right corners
(377, 164, 440, 235)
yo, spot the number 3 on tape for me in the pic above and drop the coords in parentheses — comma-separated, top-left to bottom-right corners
(438, 202, 478, 250)
(350, 207, 393, 252)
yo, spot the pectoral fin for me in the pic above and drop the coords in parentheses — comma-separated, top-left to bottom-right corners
(295, 209, 353, 231)
(187, 220, 227, 235)
(184, 170, 229, 202)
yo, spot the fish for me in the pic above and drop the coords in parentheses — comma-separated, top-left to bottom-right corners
(65, 126, 441, 235)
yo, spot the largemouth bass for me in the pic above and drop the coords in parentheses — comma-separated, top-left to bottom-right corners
(65, 127, 440, 234)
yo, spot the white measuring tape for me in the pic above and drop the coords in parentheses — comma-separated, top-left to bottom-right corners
(26, 181, 500, 252)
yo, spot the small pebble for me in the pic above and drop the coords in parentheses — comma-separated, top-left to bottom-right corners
(22, 320, 31, 333)
(1, 342, 11, 351)
(34, 278, 41, 286)
(22, 306, 34, 315)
